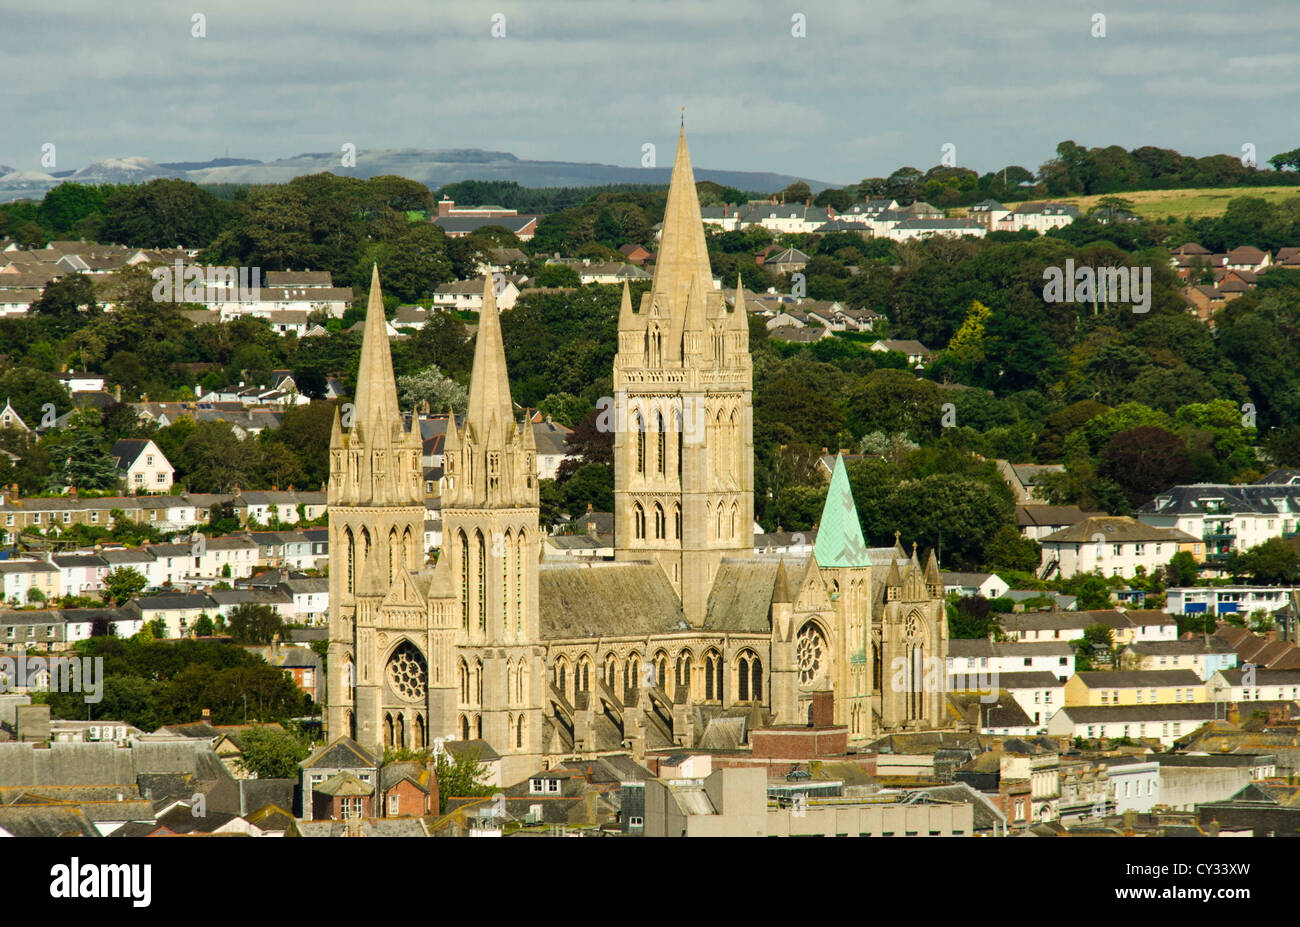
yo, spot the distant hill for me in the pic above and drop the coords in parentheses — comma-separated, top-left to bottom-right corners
(0, 147, 834, 203)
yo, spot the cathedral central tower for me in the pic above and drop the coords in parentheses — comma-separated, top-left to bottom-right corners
(612, 127, 754, 624)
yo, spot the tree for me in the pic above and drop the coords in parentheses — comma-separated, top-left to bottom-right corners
(1098, 426, 1194, 507)
(193, 613, 216, 637)
(226, 603, 285, 645)
(103, 567, 147, 605)
(433, 745, 494, 813)
(1166, 551, 1199, 587)
(239, 726, 312, 778)
(1226, 538, 1300, 585)
(983, 525, 1041, 572)
(396, 364, 468, 414)
(1074, 574, 1114, 610)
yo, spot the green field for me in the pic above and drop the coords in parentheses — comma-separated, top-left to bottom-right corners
(953, 185, 1300, 221)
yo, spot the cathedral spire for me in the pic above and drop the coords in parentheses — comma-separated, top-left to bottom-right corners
(813, 454, 871, 569)
(352, 264, 401, 440)
(649, 126, 714, 322)
(466, 274, 516, 440)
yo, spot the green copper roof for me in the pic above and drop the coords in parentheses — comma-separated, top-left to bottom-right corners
(814, 454, 871, 569)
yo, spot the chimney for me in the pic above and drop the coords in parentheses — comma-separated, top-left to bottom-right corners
(201, 708, 211, 722)
(438, 198, 454, 217)
(114, 385, 122, 402)
(811, 690, 834, 728)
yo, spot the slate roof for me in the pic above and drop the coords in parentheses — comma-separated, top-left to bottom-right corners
(301, 736, 377, 770)
(539, 562, 687, 639)
(0, 804, 99, 837)
(1073, 669, 1203, 688)
(1055, 703, 1217, 723)
(1041, 516, 1197, 544)
(1139, 482, 1300, 517)
(702, 559, 779, 633)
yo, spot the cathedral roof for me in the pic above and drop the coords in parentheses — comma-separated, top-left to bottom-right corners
(703, 559, 781, 633)
(538, 561, 686, 639)
(813, 454, 871, 569)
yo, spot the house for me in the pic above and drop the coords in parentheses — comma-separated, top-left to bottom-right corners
(1137, 480, 1300, 562)
(432, 277, 520, 312)
(1121, 638, 1238, 680)
(966, 199, 1011, 229)
(768, 324, 831, 344)
(1001, 608, 1177, 647)
(1064, 670, 1205, 707)
(126, 593, 215, 638)
(1015, 504, 1097, 540)
(1038, 516, 1201, 579)
(884, 218, 987, 242)
(1164, 585, 1297, 620)
(763, 248, 809, 275)
(1207, 667, 1300, 705)
(0, 400, 29, 433)
(1224, 246, 1271, 272)
(110, 439, 174, 493)
(1046, 703, 1217, 747)
(433, 214, 538, 241)
(998, 202, 1079, 234)
(997, 462, 1067, 505)
(950, 671, 1064, 728)
(940, 571, 1010, 599)
(946, 638, 1076, 682)
(0, 608, 68, 649)
(300, 737, 379, 821)
(0, 561, 62, 607)
(380, 760, 438, 818)
(869, 339, 931, 367)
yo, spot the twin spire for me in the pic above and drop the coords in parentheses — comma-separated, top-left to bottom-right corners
(352, 263, 401, 441)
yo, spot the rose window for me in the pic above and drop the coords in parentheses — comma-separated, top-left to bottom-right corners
(387, 643, 428, 701)
(796, 624, 826, 685)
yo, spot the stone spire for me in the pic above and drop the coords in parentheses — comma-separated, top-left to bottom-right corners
(352, 264, 401, 441)
(772, 558, 793, 604)
(648, 126, 715, 330)
(813, 454, 871, 569)
(466, 274, 515, 441)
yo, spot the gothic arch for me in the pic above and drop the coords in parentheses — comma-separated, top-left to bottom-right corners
(672, 503, 681, 540)
(475, 530, 486, 631)
(516, 713, 525, 749)
(402, 527, 414, 570)
(655, 410, 666, 474)
(555, 656, 569, 699)
(577, 654, 592, 693)
(654, 503, 666, 540)
(735, 650, 762, 701)
(604, 652, 618, 690)
(344, 527, 355, 594)
(653, 650, 669, 691)
(458, 657, 470, 703)
(458, 530, 469, 629)
(634, 502, 646, 540)
(729, 408, 739, 482)
(635, 411, 646, 475)
(703, 648, 723, 701)
(625, 652, 641, 693)
(675, 650, 693, 700)
(502, 528, 513, 636)
(385, 639, 428, 703)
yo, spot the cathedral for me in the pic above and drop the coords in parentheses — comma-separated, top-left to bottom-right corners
(326, 127, 950, 781)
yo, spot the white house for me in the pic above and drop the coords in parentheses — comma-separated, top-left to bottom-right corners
(1047, 703, 1216, 747)
(110, 439, 174, 493)
(946, 639, 1076, 683)
(1038, 516, 1201, 580)
(1207, 667, 1300, 705)
(941, 571, 1010, 599)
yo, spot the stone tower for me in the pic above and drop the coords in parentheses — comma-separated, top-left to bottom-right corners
(813, 454, 875, 741)
(612, 126, 754, 624)
(441, 276, 543, 772)
(326, 265, 431, 752)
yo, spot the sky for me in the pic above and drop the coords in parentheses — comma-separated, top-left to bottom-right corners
(3, 0, 1299, 186)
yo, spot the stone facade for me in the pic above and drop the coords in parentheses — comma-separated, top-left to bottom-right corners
(326, 127, 950, 783)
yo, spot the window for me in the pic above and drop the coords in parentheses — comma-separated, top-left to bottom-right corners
(147, 455, 154, 466)
(134, 473, 144, 484)
(546, 779, 559, 793)
(628, 816, 643, 827)
(156, 473, 166, 483)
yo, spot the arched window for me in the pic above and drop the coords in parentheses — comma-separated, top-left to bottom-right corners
(415, 714, 426, 749)
(475, 715, 482, 739)
(635, 413, 645, 474)
(502, 529, 513, 637)
(474, 659, 484, 705)
(737, 651, 762, 701)
(556, 659, 567, 698)
(730, 501, 738, 539)
(475, 531, 486, 631)
(604, 653, 617, 690)
(656, 411, 666, 474)
(344, 527, 355, 593)
(673, 504, 681, 540)
(675, 652, 692, 700)
(388, 528, 398, 585)
(625, 653, 641, 692)
(460, 715, 470, 740)
(361, 528, 371, 563)
(458, 531, 469, 629)
(654, 503, 665, 540)
(384, 713, 394, 747)
(716, 505, 726, 539)
(516, 660, 526, 704)
(654, 651, 668, 691)
(402, 527, 414, 570)
(396, 713, 405, 748)
(506, 661, 516, 706)
(729, 409, 739, 482)
(514, 531, 523, 635)
(634, 503, 645, 540)
(577, 655, 592, 694)
(715, 411, 727, 480)
(704, 649, 722, 701)
(459, 658, 469, 703)
(674, 409, 683, 480)
(517, 714, 525, 749)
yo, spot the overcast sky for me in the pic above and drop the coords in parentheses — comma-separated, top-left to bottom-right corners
(4, 0, 1299, 186)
